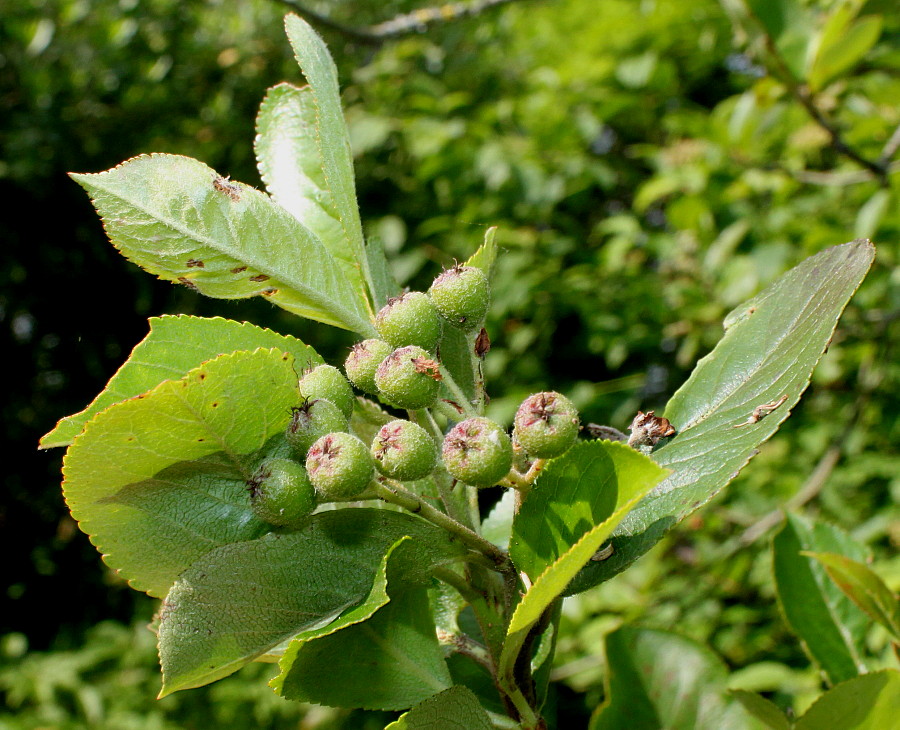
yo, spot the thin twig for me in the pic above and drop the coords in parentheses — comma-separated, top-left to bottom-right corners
(271, 0, 526, 45)
(877, 122, 900, 167)
(754, 29, 889, 185)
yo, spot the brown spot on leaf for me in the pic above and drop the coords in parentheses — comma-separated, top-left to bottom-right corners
(186, 259, 204, 268)
(231, 266, 248, 274)
(177, 276, 198, 290)
(262, 288, 278, 296)
(249, 274, 270, 282)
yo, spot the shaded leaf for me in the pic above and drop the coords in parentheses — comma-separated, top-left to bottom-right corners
(499, 443, 667, 694)
(569, 240, 875, 594)
(62, 349, 302, 598)
(731, 691, 792, 730)
(41, 315, 321, 449)
(794, 670, 900, 730)
(159, 510, 465, 696)
(72, 154, 375, 335)
(511, 441, 669, 581)
(273, 585, 451, 710)
(805, 551, 900, 640)
(590, 627, 766, 730)
(385, 685, 493, 729)
(774, 513, 870, 685)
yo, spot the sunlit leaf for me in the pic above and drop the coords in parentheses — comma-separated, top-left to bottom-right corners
(41, 315, 322, 449)
(569, 240, 875, 594)
(72, 154, 375, 335)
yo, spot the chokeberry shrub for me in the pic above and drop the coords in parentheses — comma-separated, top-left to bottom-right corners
(40, 15, 879, 729)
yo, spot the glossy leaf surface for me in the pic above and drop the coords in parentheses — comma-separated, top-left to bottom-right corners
(774, 513, 870, 685)
(570, 240, 875, 594)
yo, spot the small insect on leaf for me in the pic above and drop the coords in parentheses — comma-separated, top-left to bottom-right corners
(212, 175, 241, 202)
(732, 394, 789, 428)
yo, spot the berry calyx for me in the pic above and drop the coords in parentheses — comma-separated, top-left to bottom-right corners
(374, 345, 442, 410)
(441, 417, 513, 488)
(375, 292, 442, 350)
(371, 419, 438, 481)
(247, 457, 317, 529)
(513, 391, 580, 459)
(299, 364, 355, 419)
(306, 432, 374, 500)
(428, 265, 490, 331)
(285, 398, 348, 458)
(344, 339, 393, 394)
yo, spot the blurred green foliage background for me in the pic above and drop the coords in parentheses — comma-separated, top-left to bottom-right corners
(2, 0, 898, 727)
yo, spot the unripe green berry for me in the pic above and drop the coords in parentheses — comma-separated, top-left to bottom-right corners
(285, 398, 348, 458)
(428, 265, 490, 331)
(344, 339, 393, 394)
(441, 417, 513, 488)
(374, 346, 442, 410)
(299, 364, 355, 419)
(375, 292, 442, 350)
(513, 391, 580, 459)
(306, 432, 374, 500)
(371, 419, 438, 481)
(248, 457, 317, 529)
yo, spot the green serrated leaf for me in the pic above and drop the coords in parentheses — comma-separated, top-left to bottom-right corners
(41, 315, 322, 449)
(730, 691, 793, 730)
(569, 240, 875, 594)
(385, 685, 493, 730)
(511, 441, 669, 581)
(61, 349, 302, 598)
(71, 154, 375, 335)
(805, 552, 900, 640)
(159, 509, 465, 696)
(794, 670, 900, 730)
(283, 14, 375, 306)
(590, 627, 767, 730)
(274, 585, 451, 710)
(254, 82, 368, 303)
(465, 226, 499, 281)
(499, 444, 667, 696)
(774, 513, 870, 685)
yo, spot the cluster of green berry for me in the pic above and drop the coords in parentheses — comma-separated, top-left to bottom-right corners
(247, 265, 582, 529)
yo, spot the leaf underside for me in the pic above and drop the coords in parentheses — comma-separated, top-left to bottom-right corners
(71, 154, 375, 335)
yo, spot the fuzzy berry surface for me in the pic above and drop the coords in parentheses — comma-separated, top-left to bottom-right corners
(375, 292, 442, 350)
(371, 419, 438, 481)
(306, 432, 374, 500)
(428, 265, 490, 331)
(248, 457, 317, 529)
(299, 364, 355, 419)
(344, 338, 393, 394)
(513, 391, 580, 459)
(374, 345, 442, 410)
(441, 417, 513, 488)
(285, 398, 348, 458)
